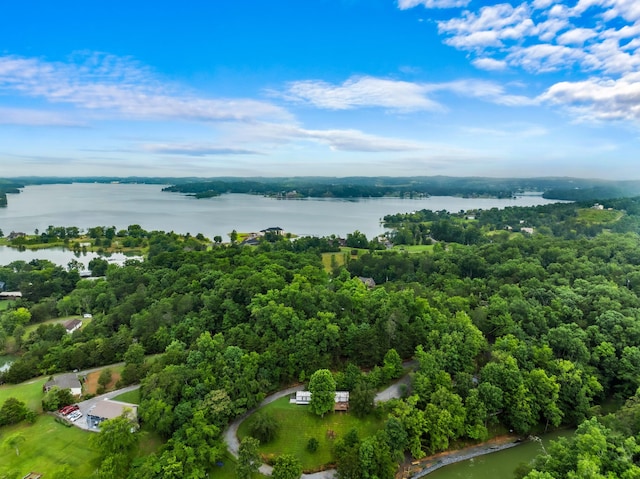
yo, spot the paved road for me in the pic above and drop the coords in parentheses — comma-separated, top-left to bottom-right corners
(224, 373, 414, 478)
(71, 384, 140, 431)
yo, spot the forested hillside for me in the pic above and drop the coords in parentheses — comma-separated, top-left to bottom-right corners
(1, 199, 640, 477)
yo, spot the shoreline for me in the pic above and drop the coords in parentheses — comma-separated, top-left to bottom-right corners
(401, 434, 524, 478)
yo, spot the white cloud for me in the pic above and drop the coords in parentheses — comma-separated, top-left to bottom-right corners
(472, 57, 509, 70)
(0, 53, 291, 124)
(438, 3, 534, 50)
(397, 0, 470, 9)
(0, 107, 85, 126)
(281, 76, 441, 111)
(557, 27, 598, 45)
(281, 76, 535, 111)
(432, 0, 640, 84)
(142, 143, 261, 156)
(507, 44, 588, 72)
(539, 71, 640, 121)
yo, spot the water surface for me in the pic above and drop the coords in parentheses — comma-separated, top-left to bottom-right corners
(0, 183, 563, 240)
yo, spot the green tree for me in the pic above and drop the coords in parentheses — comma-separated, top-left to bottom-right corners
(41, 386, 74, 412)
(249, 412, 280, 443)
(308, 369, 336, 417)
(97, 368, 113, 394)
(236, 436, 261, 479)
(382, 348, 404, 381)
(90, 413, 138, 478)
(349, 380, 375, 418)
(272, 454, 302, 479)
(0, 397, 29, 425)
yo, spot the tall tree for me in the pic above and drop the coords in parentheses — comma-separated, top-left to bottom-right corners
(272, 454, 302, 479)
(308, 369, 336, 417)
(236, 436, 261, 479)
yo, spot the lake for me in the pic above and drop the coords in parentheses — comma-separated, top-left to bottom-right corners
(423, 429, 573, 479)
(0, 183, 562, 240)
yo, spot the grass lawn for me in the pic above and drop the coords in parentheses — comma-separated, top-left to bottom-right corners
(0, 301, 13, 311)
(23, 315, 91, 339)
(0, 377, 47, 412)
(321, 252, 347, 272)
(576, 208, 622, 224)
(0, 415, 100, 477)
(238, 397, 384, 473)
(112, 388, 141, 405)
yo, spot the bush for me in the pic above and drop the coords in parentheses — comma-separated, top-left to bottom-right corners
(306, 437, 319, 453)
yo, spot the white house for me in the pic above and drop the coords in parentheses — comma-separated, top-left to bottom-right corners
(43, 373, 82, 396)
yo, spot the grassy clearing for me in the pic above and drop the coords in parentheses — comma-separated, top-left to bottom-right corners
(0, 301, 13, 311)
(112, 388, 141, 405)
(321, 252, 348, 272)
(576, 208, 622, 224)
(23, 315, 92, 339)
(0, 415, 99, 477)
(0, 377, 47, 412)
(238, 397, 383, 472)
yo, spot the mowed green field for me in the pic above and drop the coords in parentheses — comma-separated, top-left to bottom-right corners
(0, 377, 48, 412)
(112, 388, 141, 404)
(238, 397, 383, 472)
(0, 415, 99, 477)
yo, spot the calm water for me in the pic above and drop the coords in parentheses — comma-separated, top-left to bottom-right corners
(424, 430, 573, 479)
(0, 246, 139, 268)
(0, 183, 562, 240)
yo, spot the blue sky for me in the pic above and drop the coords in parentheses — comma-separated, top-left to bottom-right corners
(0, 0, 639, 179)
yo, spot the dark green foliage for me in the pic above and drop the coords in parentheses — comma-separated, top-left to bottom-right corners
(236, 436, 261, 479)
(308, 369, 336, 417)
(249, 412, 280, 443)
(2, 198, 640, 473)
(306, 437, 319, 453)
(272, 454, 302, 479)
(349, 380, 375, 418)
(42, 386, 74, 412)
(0, 397, 31, 426)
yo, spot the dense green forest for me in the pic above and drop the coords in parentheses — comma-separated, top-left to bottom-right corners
(1, 198, 640, 477)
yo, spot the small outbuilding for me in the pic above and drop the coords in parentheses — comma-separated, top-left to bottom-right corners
(44, 373, 82, 396)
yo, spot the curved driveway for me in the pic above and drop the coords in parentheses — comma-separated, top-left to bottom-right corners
(224, 378, 411, 478)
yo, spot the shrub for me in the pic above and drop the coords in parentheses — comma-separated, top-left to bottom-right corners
(306, 437, 319, 453)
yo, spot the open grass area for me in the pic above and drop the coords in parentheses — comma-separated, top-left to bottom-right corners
(238, 397, 384, 472)
(23, 315, 91, 339)
(0, 300, 13, 311)
(576, 208, 623, 224)
(112, 388, 140, 405)
(0, 415, 99, 477)
(321, 252, 347, 272)
(0, 377, 47, 412)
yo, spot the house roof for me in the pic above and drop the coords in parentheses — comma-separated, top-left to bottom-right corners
(63, 319, 82, 331)
(89, 400, 138, 421)
(45, 373, 81, 391)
